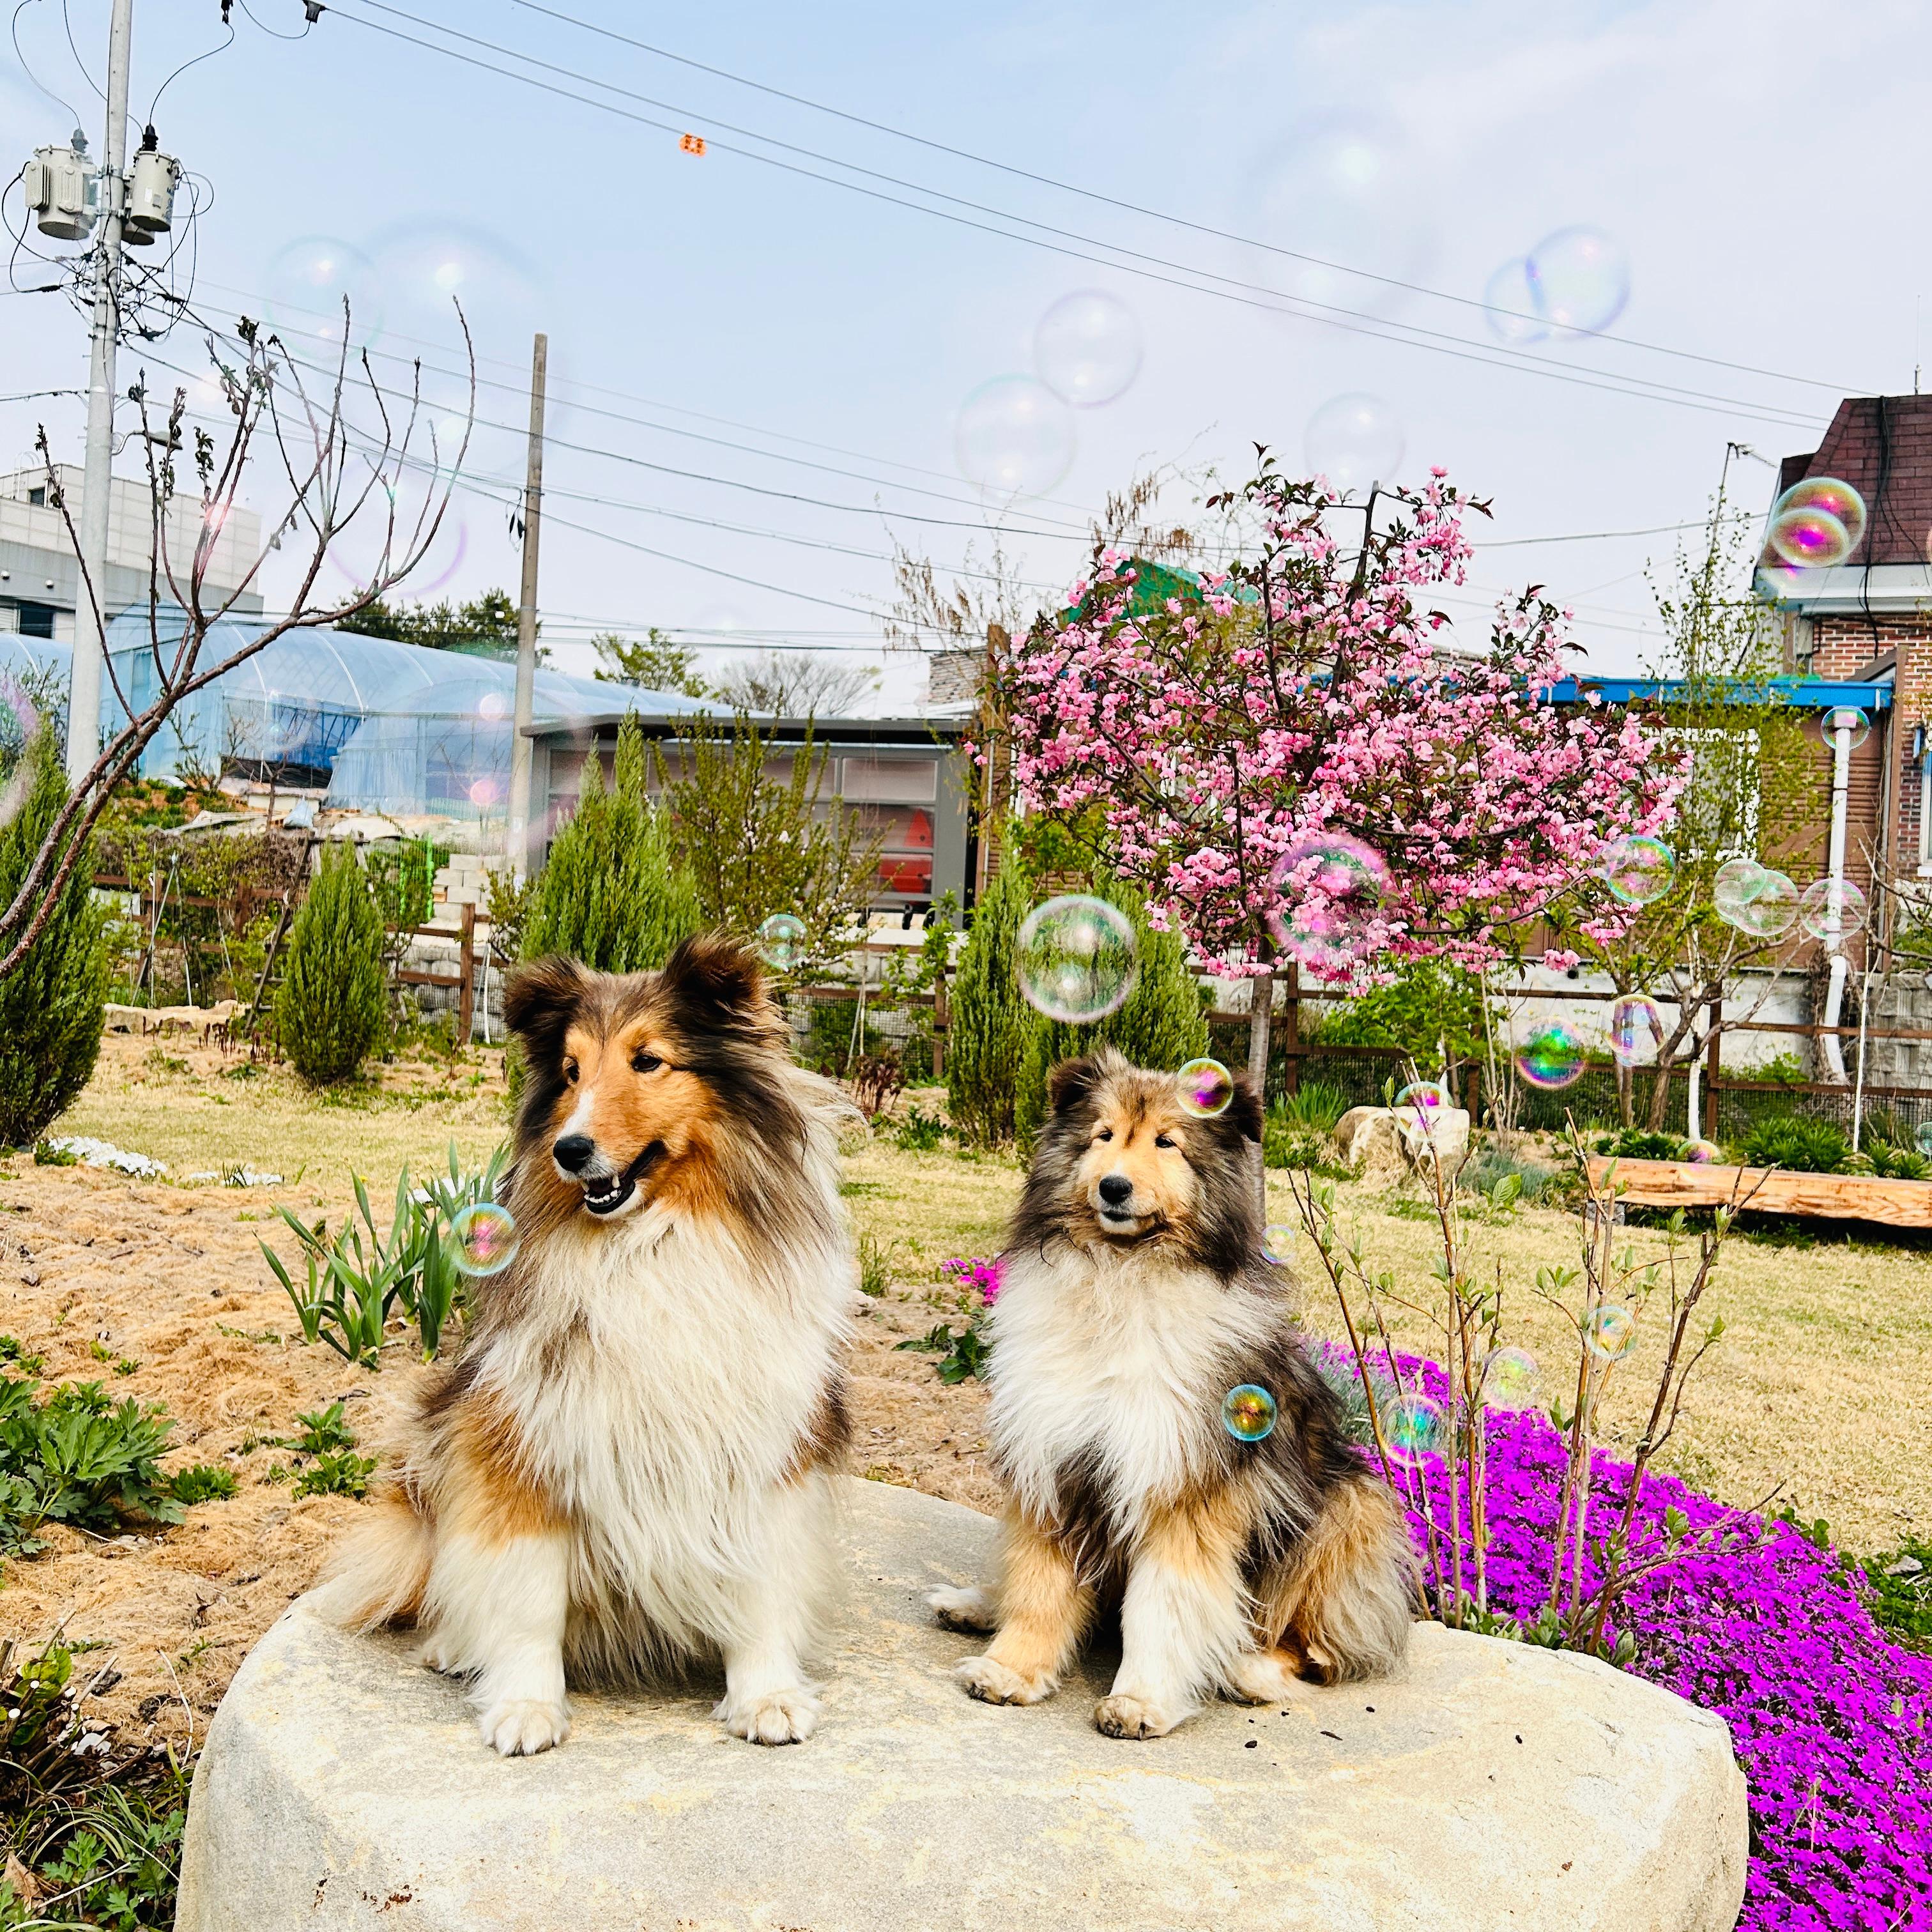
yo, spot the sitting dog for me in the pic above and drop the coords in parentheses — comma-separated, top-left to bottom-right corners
(930, 1047, 1414, 1738)
(314, 936, 854, 1755)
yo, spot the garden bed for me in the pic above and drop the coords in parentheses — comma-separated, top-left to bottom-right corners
(1588, 1154, 1932, 1225)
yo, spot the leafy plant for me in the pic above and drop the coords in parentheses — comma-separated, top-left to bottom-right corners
(0, 732, 109, 1146)
(895, 1317, 988, 1383)
(1593, 1127, 1691, 1162)
(1738, 1115, 1852, 1174)
(293, 1448, 376, 1499)
(1860, 1538, 1932, 1653)
(0, 1377, 184, 1560)
(167, 1463, 236, 1505)
(893, 1107, 947, 1152)
(945, 845, 1034, 1148)
(282, 1401, 356, 1456)
(275, 841, 388, 1086)
(0, 1337, 45, 1375)
(1863, 1140, 1929, 1181)
(1262, 1101, 1353, 1174)
(857, 1233, 898, 1299)
(1273, 1078, 1352, 1132)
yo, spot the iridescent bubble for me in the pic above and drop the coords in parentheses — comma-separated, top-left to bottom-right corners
(758, 912, 807, 971)
(1395, 1080, 1450, 1117)
(1033, 289, 1142, 408)
(1730, 868, 1799, 939)
(1684, 1139, 1722, 1165)
(265, 235, 383, 348)
(325, 471, 468, 595)
(1916, 1123, 1932, 1158)
(1222, 1383, 1278, 1443)
(371, 220, 540, 355)
(1713, 857, 1768, 916)
(1304, 393, 1405, 494)
(1772, 478, 1866, 560)
(1798, 878, 1867, 942)
(1516, 1023, 1586, 1090)
(1583, 1305, 1639, 1363)
(1176, 1057, 1234, 1118)
(1481, 1346, 1538, 1409)
(1482, 256, 1547, 345)
(1768, 504, 1852, 569)
(1600, 834, 1676, 907)
(954, 375, 1075, 498)
(477, 691, 509, 721)
(450, 1201, 519, 1277)
(1384, 1393, 1446, 1468)
(1016, 895, 1138, 1023)
(468, 777, 499, 808)
(1524, 226, 1631, 334)
(1609, 994, 1665, 1067)
(1823, 705, 1871, 751)
(1267, 832, 1388, 977)
(1261, 1223, 1296, 1265)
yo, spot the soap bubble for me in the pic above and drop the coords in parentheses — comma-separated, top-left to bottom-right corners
(1769, 478, 1866, 567)
(371, 220, 539, 354)
(1524, 226, 1631, 334)
(1304, 393, 1405, 494)
(1799, 878, 1867, 942)
(1384, 1393, 1446, 1468)
(450, 1202, 519, 1277)
(1481, 1346, 1538, 1409)
(1600, 834, 1676, 907)
(1395, 1080, 1450, 1119)
(266, 235, 383, 347)
(757, 912, 807, 970)
(1222, 1383, 1278, 1443)
(1268, 832, 1388, 976)
(1016, 895, 1138, 1022)
(1823, 705, 1870, 751)
(1261, 1223, 1296, 1265)
(1177, 1057, 1234, 1117)
(1482, 256, 1546, 344)
(1609, 995, 1665, 1067)
(477, 691, 509, 721)
(1685, 1139, 1722, 1164)
(1583, 1305, 1639, 1363)
(1033, 289, 1142, 408)
(1713, 857, 1768, 916)
(467, 777, 498, 808)
(1728, 868, 1799, 939)
(1516, 1023, 1586, 1090)
(1916, 1123, 1932, 1157)
(325, 472, 467, 594)
(954, 375, 1075, 498)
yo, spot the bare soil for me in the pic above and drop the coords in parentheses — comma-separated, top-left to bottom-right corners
(3, 1034, 1926, 1757)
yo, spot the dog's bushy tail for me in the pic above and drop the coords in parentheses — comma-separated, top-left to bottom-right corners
(1270, 1473, 1418, 1683)
(309, 1490, 434, 1632)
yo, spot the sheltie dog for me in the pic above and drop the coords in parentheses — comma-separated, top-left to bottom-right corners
(930, 1047, 1414, 1740)
(314, 935, 855, 1756)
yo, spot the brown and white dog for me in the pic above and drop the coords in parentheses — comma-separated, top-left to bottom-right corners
(314, 936, 854, 1755)
(930, 1046, 1414, 1739)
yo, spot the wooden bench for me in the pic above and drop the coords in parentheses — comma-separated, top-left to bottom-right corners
(1587, 1156, 1932, 1227)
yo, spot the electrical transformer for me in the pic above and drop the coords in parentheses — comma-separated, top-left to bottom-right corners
(24, 142, 96, 241)
(126, 146, 181, 238)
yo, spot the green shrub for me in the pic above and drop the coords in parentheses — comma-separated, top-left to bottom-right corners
(275, 841, 387, 1085)
(293, 1448, 377, 1499)
(1862, 1538, 1932, 1653)
(946, 846, 1033, 1148)
(1738, 1115, 1851, 1174)
(1305, 957, 1487, 1069)
(1275, 1079, 1351, 1132)
(282, 1400, 356, 1456)
(1865, 1140, 1930, 1181)
(0, 1376, 183, 1562)
(1594, 1127, 1692, 1162)
(168, 1462, 236, 1505)
(0, 733, 109, 1146)
(893, 1107, 947, 1152)
(1262, 1103, 1352, 1174)
(1015, 874, 1209, 1149)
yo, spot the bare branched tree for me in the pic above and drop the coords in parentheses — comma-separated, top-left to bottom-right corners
(707, 648, 878, 719)
(0, 307, 471, 980)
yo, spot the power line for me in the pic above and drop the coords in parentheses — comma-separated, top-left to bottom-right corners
(321, 1, 1827, 432)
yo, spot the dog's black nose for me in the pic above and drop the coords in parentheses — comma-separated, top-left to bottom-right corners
(553, 1133, 595, 1174)
(1098, 1174, 1134, 1206)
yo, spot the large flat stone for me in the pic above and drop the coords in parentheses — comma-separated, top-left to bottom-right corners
(177, 1479, 1747, 1932)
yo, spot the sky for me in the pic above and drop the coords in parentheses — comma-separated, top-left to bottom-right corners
(3, 0, 1929, 712)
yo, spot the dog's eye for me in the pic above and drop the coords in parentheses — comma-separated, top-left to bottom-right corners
(631, 1050, 664, 1074)
(1154, 1133, 1176, 1149)
(1094, 1127, 1113, 1143)
(563, 1060, 579, 1084)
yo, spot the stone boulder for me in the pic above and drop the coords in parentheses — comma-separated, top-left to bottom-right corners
(1334, 1102, 1472, 1184)
(178, 1479, 1746, 1932)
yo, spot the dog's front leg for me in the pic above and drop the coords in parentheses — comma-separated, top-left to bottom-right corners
(424, 1525, 573, 1756)
(1096, 1508, 1246, 1740)
(955, 1506, 1092, 1707)
(715, 1481, 826, 1745)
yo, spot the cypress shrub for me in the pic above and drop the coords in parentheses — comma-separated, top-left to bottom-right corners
(945, 842, 1034, 1148)
(275, 841, 387, 1085)
(521, 711, 700, 973)
(0, 733, 109, 1145)
(1015, 875, 1209, 1147)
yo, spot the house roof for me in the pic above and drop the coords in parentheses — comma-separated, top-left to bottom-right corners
(1771, 394, 1932, 567)
(1549, 675, 1894, 710)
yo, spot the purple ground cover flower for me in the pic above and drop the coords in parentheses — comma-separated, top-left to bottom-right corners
(1374, 1367, 1931, 1930)
(940, 1255, 1002, 1305)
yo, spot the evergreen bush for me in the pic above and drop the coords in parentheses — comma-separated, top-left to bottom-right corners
(0, 734, 109, 1146)
(945, 843, 1033, 1148)
(275, 841, 387, 1085)
(1015, 876, 1208, 1146)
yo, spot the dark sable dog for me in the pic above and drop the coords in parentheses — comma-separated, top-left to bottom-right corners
(315, 936, 854, 1756)
(930, 1046, 1414, 1738)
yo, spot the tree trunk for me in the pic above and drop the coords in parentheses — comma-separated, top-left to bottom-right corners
(1247, 964, 1274, 1218)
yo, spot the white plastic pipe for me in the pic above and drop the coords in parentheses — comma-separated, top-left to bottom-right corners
(1819, 713, 1853, 1083)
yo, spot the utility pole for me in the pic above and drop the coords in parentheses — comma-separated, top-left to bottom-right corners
(507, 331, 546, 879)
(65, 0, 135, 791)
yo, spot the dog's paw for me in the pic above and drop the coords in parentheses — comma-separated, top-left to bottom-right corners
(417, 1632, 462, 1676)
(478, 1696, 571, 1756)
(716, 1686, 818, 1745)
(927, 1584, 999, 1634)
(1094, 1693, 1184, 1739)
(956, 1653, 1055, 1705)
(1223, 1650, 1312, 1706)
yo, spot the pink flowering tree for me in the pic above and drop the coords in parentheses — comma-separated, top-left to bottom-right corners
(997, 455, 1687, 1107)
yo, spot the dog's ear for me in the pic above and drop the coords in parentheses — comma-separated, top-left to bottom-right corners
(659, 932, 769, 1030)
(503, 955, 588, 1058)
(1047, 1054, 1102, 1116)
(1225, 1073, 1264, 1144)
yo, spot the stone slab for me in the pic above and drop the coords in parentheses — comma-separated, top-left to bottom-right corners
(176, 1479, 1747, 1932)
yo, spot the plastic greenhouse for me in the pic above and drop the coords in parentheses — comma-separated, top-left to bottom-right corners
(5, 611, 701, 822)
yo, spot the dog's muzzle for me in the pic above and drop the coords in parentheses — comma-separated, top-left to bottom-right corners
(1095, 1172, 1142, 1230)
(553, 1136, 664, 1216)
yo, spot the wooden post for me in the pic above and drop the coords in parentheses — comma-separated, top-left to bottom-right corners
(1705, 993, 1722, 1140)
(1463, 1061, 1481, 1124)
(457, 900, 477, 1044)
(931, 954, 948, 1081)
(507, 332, 548, 881)
(1282, 960, 1301, 1097)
